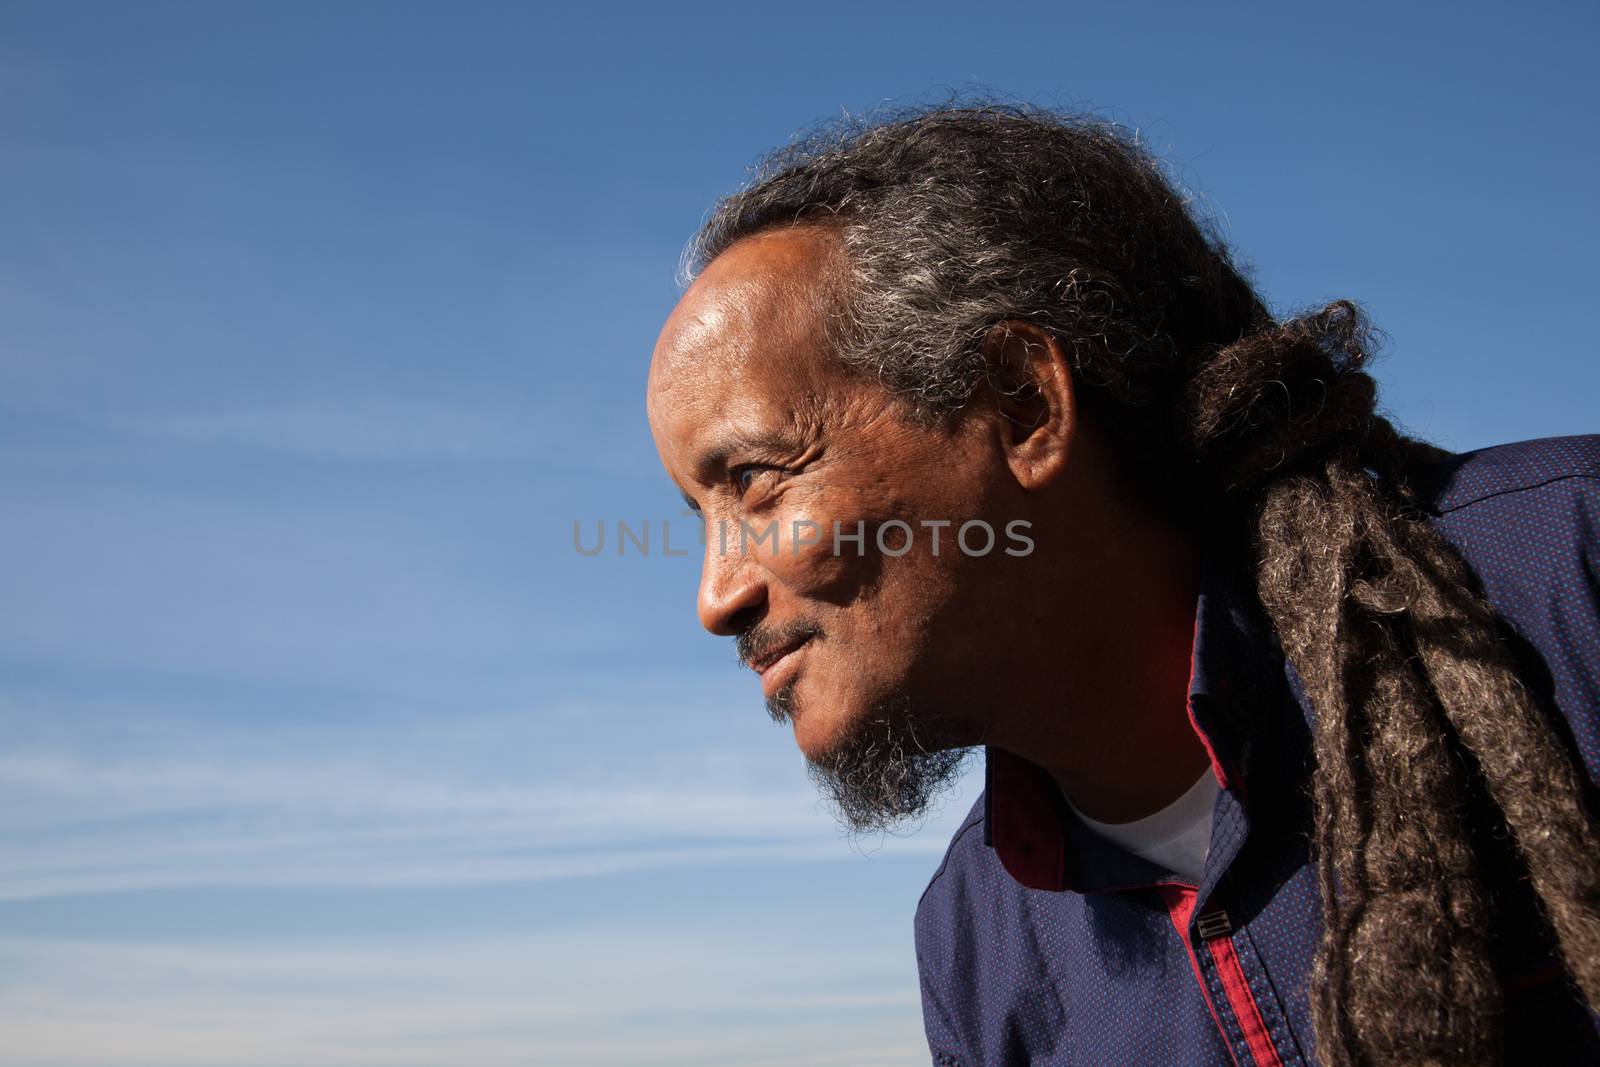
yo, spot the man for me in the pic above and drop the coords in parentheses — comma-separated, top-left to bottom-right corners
(645, 106, 1600, 1065)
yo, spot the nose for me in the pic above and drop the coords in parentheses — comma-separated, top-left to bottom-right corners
(697, 531, 767, 636)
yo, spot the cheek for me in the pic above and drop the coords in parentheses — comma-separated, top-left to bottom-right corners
(753, 505, 880, 596)
(766, 499, 973, 645)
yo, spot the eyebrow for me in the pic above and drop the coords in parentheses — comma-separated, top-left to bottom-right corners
(694, 427, 808, 474)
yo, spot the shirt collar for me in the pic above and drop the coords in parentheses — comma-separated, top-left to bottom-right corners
(982, 544, 1285, 893)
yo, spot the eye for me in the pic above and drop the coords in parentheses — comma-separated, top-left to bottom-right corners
(731, 464, 777, 495)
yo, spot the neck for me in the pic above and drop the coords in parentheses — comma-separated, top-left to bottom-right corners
(982, 437, 1211, 823)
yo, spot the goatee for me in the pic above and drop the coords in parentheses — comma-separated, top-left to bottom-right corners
(771, 687, 971, 833)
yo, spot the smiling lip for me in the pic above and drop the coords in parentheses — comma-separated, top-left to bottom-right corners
(751, 635, 813, 695)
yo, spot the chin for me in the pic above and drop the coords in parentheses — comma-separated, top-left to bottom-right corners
(790, 685, 976, 835)
(790, 695, 862, 762)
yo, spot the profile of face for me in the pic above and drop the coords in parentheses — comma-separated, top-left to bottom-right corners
(646, 228, 1057, 829)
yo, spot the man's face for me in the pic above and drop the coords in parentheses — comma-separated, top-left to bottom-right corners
(647, 228, 1028, 826)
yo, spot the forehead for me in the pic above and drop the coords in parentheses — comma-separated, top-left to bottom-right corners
(647, 229, 861, 463)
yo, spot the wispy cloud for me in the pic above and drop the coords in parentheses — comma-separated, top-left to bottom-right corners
(0, 697, 968, 902)
(0, 929, 926, 1066)
(0, 689, 964, 1065)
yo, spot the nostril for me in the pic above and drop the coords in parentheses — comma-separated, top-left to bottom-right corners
(726, 605, 764, 638)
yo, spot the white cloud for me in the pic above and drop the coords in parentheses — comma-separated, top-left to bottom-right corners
(0, 929, 927, 1067)
(0, 695, 971, 901)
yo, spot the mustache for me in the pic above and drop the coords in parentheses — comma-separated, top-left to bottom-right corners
(736, 621, 823, 670)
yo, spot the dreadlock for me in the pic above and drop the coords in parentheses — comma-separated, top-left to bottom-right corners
(686, 104, 1600, 1066)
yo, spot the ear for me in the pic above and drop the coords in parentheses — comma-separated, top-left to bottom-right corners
(980, 320, 1076, 490)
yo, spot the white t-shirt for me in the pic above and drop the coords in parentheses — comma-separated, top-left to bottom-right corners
(1064, 768, 1220, 885)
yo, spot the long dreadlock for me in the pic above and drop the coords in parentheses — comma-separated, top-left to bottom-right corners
(687, 104, 1600, 1065)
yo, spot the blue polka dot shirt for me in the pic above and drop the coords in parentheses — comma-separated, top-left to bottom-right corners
(915, 434, 1600, 1066)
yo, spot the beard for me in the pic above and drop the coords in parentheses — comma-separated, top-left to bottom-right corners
(767, 686, 973, 833)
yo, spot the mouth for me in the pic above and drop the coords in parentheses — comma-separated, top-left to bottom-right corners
(748, 633, 815, 697)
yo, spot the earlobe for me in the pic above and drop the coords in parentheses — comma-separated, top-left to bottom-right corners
(981, 321, 1076, 491)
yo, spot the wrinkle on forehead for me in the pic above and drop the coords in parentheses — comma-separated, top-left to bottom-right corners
(652, 229, 845, 385)
(648, 227, 850, 451)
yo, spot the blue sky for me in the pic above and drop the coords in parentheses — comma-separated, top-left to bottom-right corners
(1, 3, 1595, 1064)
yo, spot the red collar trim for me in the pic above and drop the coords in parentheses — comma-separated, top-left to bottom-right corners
(986, 747, 1068, 891)
(988, 620, 1227, 891)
